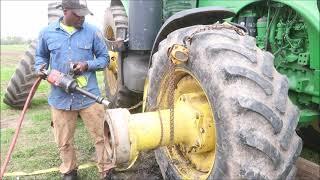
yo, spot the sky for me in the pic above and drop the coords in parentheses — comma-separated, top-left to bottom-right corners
(1, 0, 110, 40)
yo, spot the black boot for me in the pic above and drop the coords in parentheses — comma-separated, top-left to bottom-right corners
(62, 169, 78, 180)
(102, 169, 114, 180)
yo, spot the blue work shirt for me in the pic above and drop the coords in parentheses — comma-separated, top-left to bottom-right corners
(35, 18, 109, 110)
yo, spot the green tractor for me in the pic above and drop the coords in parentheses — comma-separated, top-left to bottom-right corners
(102, 0, 319, 179)
(3, 0, 319, 179)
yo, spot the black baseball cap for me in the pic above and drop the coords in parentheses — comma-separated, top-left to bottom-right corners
(56, 0, 93, 16)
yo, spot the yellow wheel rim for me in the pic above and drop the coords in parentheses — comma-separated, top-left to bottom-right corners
(105, 25, 115, 40)
(103, 22, 118, 96)
(158, 68, 217, 179)
(105, 69, 117, 96)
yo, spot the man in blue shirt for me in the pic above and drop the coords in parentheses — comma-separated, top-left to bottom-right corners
(35, 0, 113, 179)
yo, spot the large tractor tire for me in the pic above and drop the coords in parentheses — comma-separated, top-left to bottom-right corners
(3, 42, 38, 109)
(146, 25, 302, 179)
(103, 5, 141, 108)
(3, 2, 62, 109)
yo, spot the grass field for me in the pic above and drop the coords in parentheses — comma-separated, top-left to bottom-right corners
(0, 44, 319, 179)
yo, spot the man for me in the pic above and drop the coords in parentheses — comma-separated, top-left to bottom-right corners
(35, 0, 114, 179)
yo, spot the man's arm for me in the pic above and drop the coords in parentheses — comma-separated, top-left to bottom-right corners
(86, 30, 109, 71)
(35, 30, 49, 72)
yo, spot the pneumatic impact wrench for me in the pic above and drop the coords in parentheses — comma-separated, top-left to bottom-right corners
(41, 69, 111, 107)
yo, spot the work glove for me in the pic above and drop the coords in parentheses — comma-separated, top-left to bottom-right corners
(37, 64, 47, 79)
(37, 71, 47, 79)
(72, 62, 88, 75)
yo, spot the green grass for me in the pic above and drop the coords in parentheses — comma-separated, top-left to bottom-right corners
(1, 44, 28, 51)
(0, 67, 15, 110)
(1, 102, 101, 179)
(1, 118, 100, 179)
(1, 67, 14, 81)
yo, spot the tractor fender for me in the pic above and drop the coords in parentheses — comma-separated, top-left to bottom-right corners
(149, 7, 236, 67)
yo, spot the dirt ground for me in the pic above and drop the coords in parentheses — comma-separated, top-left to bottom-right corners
(0, 112, 19, 129)
(0, 51, 21, 66)
(112, 152, 162, 179)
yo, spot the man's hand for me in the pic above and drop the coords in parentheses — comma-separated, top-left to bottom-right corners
(37, 71, 47, 79)
(37, 64, 47, 79)
(72, 62, 88, 75)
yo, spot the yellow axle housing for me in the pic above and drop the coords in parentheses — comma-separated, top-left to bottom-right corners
(104, 92, 216, 167)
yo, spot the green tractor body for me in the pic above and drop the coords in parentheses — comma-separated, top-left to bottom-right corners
(116, 0, 319, 126)
(2, 0, 318, 179)
(199, 0, 320, 126)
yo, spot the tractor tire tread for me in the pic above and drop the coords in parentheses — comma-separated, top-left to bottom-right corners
(236, 96, 282, 134)
(206, 43, 257, 63)
(239, 128, 282, 168)
(225, 65, 273, 95)
(275, 76, 289, 114)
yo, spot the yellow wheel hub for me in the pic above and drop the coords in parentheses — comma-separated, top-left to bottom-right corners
(103, 22, 119, 96)
(159, 69, 217, 179)
(105, 25, 115, 40)
(103, 69, 216, 179)
(104, 51, 118, 96)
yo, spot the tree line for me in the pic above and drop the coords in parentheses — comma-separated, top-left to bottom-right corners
(1, 36, 34, 45)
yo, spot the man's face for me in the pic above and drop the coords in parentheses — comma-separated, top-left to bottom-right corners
(63, 9, 85, 29)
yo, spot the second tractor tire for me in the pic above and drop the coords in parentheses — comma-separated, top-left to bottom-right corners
(3, 42, 38, 109)
(103, 5, 141, 108)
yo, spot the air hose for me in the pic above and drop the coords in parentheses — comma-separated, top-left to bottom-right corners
(0, 77, 42, 179)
